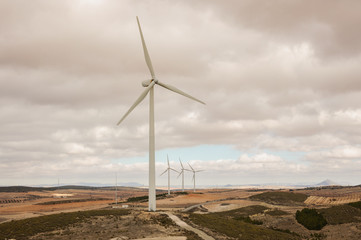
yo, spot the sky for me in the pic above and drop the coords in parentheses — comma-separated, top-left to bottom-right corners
(1, 0, 361, 187)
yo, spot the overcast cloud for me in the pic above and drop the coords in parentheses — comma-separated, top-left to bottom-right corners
(1, 0, 360, 186)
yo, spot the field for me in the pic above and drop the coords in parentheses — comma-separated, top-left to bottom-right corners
(1, 185, 361, 239)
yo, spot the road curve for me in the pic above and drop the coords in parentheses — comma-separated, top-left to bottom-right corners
(162, 212, 215, 240)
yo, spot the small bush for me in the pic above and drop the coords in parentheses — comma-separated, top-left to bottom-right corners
(295, 208, 327, 230)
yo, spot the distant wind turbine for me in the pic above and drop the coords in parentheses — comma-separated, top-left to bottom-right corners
(116, 17, 205, 211)
(160, 155, 179, 195)
(177, 158, 189, 192)
(188, 163, 203, 192)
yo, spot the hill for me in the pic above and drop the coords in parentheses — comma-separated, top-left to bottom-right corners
(315, 179, 339, 186)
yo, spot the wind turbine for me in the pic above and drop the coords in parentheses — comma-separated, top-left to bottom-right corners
(188, 162, 203, 192)
(160, 155, 179, 195)
(117, 17, 205, 212)
(177, 158, 189, 192)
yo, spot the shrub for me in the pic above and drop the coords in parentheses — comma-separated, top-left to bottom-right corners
(295, 208, 327, 230)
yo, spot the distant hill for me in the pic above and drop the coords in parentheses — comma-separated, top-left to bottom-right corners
(315, 179, 339, 186)
(0, 186, 48, 192)
(0, 185, 143, 193)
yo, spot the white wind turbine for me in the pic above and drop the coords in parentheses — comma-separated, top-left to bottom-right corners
(117, 17, 205, 212)
(188, 163, 203, 192)
(177, 158, 189, 192)
(160, 155, 179, 195)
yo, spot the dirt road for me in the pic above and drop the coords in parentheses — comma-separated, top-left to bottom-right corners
(163, 212, 215, 240)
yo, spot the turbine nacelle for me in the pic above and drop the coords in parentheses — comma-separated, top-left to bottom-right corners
(142, 78, 158, 87)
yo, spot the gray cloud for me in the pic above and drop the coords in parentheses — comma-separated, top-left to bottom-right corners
(0, 0, 360, 186)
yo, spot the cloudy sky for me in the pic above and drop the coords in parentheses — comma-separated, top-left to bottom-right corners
(1, 0, 361, 187)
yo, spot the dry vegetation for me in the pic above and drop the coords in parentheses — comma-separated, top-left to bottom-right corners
(1, 186, 361, 239)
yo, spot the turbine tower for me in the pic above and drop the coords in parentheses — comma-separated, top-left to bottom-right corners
(177, 158, 189, 192)
(117, 17, 205, 211)
(160, 155, 179, 195)
(188, 163, 203, 192)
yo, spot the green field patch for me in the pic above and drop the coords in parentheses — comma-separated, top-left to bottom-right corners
(0, 209, 130, 240)
(250, 191, 308, 205)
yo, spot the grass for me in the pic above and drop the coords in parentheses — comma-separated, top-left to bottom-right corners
(189, 205, 301, 240)
(0, 209, 130, 240)
(318, 204, 361, 225)
(249, 191, 308, 205)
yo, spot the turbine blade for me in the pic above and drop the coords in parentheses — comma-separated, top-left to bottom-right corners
(117, 81, 155, 125)
(188, 162, 195, 171)
(157, 81, 205, 105)
(170, 168, 179, 173)
(160, 169, 168, 176)
(179, 158, 184, 169)
(167, 155, 170, 167)
(177, 170, 183, 178)
(136, 16, 155, 79)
